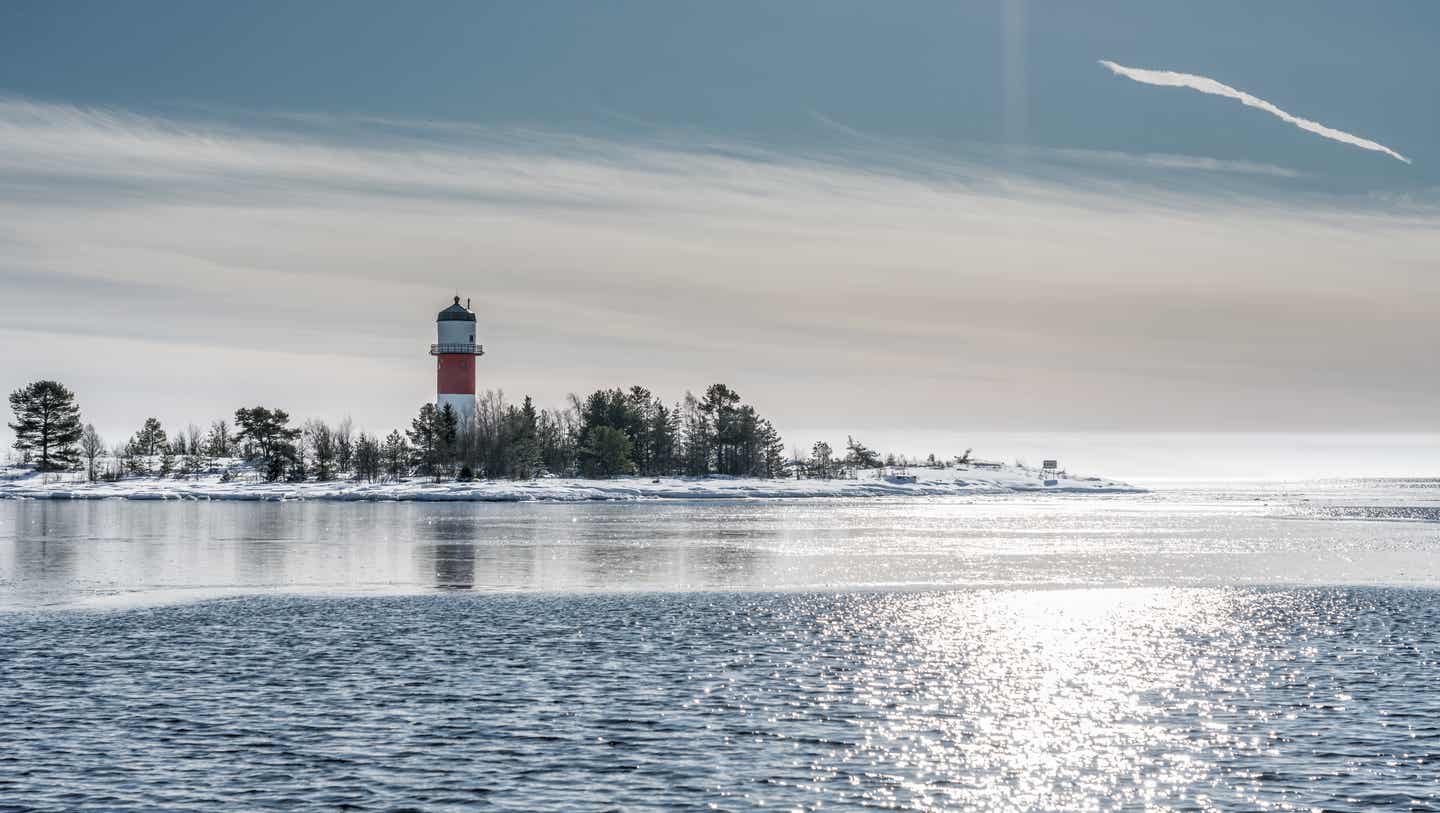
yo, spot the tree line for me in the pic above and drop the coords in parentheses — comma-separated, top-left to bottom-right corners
(6, 380, 813, 483)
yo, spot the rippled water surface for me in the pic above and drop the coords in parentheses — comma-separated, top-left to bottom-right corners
(2, 481, 1439, 810)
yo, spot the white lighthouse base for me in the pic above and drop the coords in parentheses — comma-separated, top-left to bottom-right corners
(437, 394, 477, 427)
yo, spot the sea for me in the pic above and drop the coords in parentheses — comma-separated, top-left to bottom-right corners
(2, 479, 1438, 810)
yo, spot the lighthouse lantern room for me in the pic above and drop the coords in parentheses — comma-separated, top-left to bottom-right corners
(430, 296, 484, 419)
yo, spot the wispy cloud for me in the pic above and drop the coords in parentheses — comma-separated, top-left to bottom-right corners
(1099, 60, 1410, 165)
(1046, 147, 1303, 178)
(807, 109, 1303, 180)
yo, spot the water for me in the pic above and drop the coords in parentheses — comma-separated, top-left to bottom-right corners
(2, 480, 1439, 810)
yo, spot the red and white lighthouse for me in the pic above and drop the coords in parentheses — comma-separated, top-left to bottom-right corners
(431, 296, 484, 420)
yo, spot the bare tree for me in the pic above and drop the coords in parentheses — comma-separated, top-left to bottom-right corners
(110, 442, 131, 481)
(335, 416, 354, 474)
(182, 424, 205, 478)
(305, 419, 338, 481)
(205, 419, 232, 459)
(789, 445, 806, 479)
(79, 424, 105, 482)
(471, 389, 508, 477)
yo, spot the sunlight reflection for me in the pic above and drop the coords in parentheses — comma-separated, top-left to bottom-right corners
(822, 588, 1264, 809)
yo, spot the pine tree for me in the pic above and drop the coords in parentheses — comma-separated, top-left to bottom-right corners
(759, 419, 787, 478)
(353, 431, 382, 482)
(699, 384, 741, 474)
(811, 441, 834, 479)
(575, 388, 643, 477)
(649, 401, 678, 475)
(233, 406, 301, 482)
(626, 386, 655, 474)
(436, 405, 458, 474)
(122, 440, 148, 477)
(733, 405, 761, 476)
(127, 417, 168, 457)
(408, 403, 458, 481)
(8, 380, 84, 471)
(382, 430, 410, 481)
(844, 435, 882, 469)
(505, 396, 543, 479)
(408, 405, 434, 474)
(580, 426, 634, 477)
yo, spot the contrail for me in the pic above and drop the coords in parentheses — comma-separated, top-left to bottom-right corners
(1099, 60, 1410, 164)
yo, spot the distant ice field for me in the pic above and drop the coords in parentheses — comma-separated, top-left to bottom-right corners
(2, 478, 1437, 609)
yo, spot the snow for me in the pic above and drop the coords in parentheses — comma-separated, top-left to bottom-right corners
(0, 464, 1143, 502)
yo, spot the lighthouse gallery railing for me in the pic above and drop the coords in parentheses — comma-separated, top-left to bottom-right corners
(430, 343, 485, 356)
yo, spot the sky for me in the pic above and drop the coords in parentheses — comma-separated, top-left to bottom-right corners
(2, 1, 1438, 478)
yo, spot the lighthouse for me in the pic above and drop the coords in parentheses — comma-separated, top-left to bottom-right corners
(431, 296, 484, 420)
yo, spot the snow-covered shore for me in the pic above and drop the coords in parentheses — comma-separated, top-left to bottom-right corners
(0, 465, 1142, 502)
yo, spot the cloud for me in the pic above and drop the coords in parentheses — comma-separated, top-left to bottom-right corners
(1098, 60, 1411, 164)
(1, 97, 1438, 446)
(806, 109, 1304, 180)
(1045, 147, 1303, 178)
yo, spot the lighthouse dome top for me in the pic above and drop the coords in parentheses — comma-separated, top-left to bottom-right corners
(437, 296, 476, 322)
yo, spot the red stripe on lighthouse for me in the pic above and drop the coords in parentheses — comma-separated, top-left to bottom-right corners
(437, 355, 475, 395)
